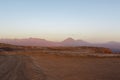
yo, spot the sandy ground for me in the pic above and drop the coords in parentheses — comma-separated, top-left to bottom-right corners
(33, 54, 120, 80)
(0, 54, 46, 80)
(0, 52, 120, 80)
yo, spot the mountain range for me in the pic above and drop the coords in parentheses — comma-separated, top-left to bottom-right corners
(0, 37, 120, 52)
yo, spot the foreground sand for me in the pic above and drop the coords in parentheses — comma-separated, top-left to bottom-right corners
(0, 54, 46, 80)
(0, 52, 120, 80)
(33, 54, 120, 80)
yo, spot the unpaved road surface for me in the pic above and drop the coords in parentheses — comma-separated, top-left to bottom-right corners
(0, 54, 46, 80)
(33, 54, 120, 80)
(1, 53, 120, 80)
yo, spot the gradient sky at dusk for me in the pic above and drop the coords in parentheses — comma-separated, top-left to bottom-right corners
(0, 0, 120, 42)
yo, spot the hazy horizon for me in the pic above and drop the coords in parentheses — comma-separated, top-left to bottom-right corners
(0, 37, 120, 43)
(0, 0, 120, 42)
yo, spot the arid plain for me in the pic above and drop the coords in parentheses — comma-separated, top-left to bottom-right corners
(0, 44, 120, 80)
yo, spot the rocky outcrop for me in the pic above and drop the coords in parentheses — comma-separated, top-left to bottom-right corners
(0, 43, 112, 54)
(46, 46, 112, 54)
(80, 46, 112, 54)
(0, 43, 23, 52)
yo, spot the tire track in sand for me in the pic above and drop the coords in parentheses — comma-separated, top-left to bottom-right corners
(0, 54, 46, 80)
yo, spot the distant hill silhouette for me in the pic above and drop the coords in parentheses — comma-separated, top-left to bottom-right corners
(0, 38, 120, 52)
(61, 37, 90, 46)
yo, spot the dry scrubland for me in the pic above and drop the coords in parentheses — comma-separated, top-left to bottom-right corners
(0, 43, 120, 80)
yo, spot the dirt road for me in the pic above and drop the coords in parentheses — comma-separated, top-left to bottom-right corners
(0, 54, 46, 80)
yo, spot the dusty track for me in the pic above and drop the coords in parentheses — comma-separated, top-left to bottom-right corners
(0, 54, 46, 80)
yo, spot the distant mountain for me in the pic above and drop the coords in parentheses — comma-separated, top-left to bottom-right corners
(0, 38, 120, 52)
(62, 38, 75, 43)
(95, 42, 120, 52)
(61, 37, 90, 46)
(0, 38, 60, 46)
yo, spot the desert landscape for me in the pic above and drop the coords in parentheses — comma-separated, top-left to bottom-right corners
(1, 0, 120, 80)
(0, 43, 120, 80)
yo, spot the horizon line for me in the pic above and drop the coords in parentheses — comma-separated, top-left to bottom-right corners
(0, 37, 119, 43)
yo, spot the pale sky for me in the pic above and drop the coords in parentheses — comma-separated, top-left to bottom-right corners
(0, 0, 120, 42)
